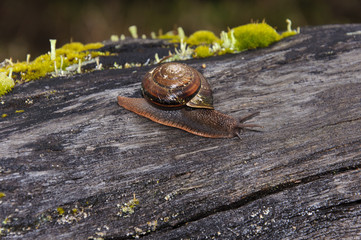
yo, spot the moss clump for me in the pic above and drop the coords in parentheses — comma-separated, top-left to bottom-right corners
(0, 42, 106, 83)
(230, 22, 282, 51)
(57, 207, 65, 215)
(0, 73, 15, 96)
(186, 30, 220, 46)
(193, 45, 213, 58)
(170, 20, 298, 60)
(0, 192, 6, 198)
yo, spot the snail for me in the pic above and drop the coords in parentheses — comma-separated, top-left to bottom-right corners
(117, 62, 260, 138)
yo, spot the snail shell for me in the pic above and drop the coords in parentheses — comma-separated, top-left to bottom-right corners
(141, 63, 213, 109)
(117, 62, 260, 138)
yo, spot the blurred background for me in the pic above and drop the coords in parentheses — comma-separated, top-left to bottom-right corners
(1, 0, 360, 61)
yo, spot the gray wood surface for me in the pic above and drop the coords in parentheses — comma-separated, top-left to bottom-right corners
(1, 24, 360, 239)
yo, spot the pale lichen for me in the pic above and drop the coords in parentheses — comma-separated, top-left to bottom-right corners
(128, 25, 138, 38)
(116, 194, 139, 217)
(0, 41, 107, 87)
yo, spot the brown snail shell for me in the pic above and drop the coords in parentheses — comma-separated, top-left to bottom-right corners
(117, 62, 260, 138)
(141, 63, 213, 109)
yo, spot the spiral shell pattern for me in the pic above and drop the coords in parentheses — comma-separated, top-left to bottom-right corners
(141, 63, 213, 109)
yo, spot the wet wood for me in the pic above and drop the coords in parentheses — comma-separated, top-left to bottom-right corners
(0, 24, 360, 239)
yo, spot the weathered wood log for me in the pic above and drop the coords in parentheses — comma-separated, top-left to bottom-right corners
(0, 24, 360, 239)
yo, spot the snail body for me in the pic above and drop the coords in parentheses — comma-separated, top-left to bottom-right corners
(117, 63, 260, 138)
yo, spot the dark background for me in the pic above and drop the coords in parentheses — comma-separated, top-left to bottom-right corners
(1, 0, 360, 62)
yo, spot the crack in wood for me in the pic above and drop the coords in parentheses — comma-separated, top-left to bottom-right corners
(108, 164, 361, 239)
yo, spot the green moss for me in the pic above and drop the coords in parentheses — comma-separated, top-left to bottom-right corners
(0, 42, 106, 85)
(117, 194, 140, 217)
(280, 30, 297, 38)
(157, 27, 186, 43)
(0, 20, 299, 97)
(218, 48, 235, 56)
(0, 73, 15, 96)
(186, 30, 220, 46)
(57, 207, 65, 215)
(171, 20, 298, 60)
(71, 208, 78, 214)
(193, 45, 213, 58)
(158, 33, 181, 42)
(230, 22, 282, 51)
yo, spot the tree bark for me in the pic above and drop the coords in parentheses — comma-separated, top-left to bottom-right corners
(1, 24, 360, 239)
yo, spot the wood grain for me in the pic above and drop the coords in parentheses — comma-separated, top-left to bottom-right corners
(0, 24, 360, 239)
